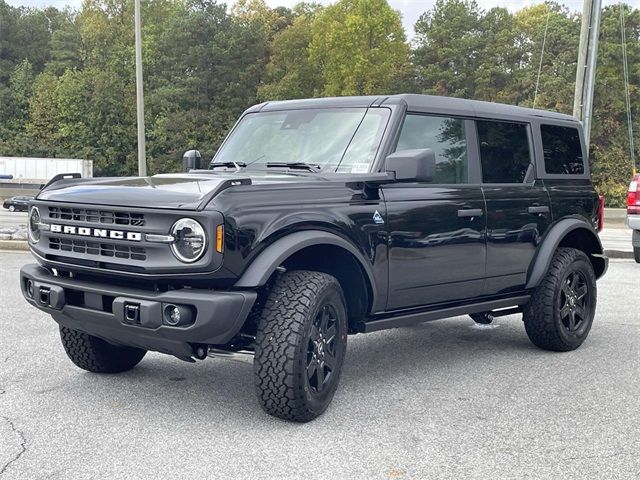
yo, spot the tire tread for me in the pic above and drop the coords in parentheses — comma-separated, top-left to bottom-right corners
(253, 270, 345, 422)
(523, 247, 595, 352)
(60, 326, 146, 373)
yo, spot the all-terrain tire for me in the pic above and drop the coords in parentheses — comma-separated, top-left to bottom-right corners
(254, 270, 348, 422)
(523, 248, 596, 352)
(60, 326, 146, 373)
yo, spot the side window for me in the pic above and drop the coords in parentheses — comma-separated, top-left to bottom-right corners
(477, 120, 531, 183)
(396, 114, 468, 184)
(541, 124, 585, 175)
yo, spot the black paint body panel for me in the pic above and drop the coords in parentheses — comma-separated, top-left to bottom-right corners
(22, 94, 607, 353)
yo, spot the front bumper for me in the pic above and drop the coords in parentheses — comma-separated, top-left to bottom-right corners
(20, 264, 257, 359)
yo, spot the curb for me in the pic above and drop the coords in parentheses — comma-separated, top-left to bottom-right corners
(604, 249, 634, 260)
(0, 240, 29, 251)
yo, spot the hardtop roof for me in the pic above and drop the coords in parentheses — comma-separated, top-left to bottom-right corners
(253, 93, 578, 124)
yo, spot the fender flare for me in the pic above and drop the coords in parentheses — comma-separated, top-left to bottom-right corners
(525, 218, 605, 289)
(234, 230, 378, 307)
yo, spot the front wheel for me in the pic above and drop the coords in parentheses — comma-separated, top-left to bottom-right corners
(60, 326, 146, 373)
(254, 270, 348, 422)
(523, 248, 596, 352)
(8, 205, 15, 212)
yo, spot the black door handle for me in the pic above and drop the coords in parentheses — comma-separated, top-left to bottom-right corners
(528, 205, 550, 214)
(458, 208, 483, 218)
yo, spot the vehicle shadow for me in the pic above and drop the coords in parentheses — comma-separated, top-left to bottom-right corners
(59, 315, 544, 425)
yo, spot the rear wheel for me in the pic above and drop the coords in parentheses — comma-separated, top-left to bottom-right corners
(253, 270, 348, 422)
(60, 326, 146, 373)
(523, 248, 596, 352)
(634, 246, 640, 264)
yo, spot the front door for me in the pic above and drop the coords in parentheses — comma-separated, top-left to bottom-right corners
(382, 113, 486, 310)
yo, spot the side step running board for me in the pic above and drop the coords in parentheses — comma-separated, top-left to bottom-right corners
(207, 347, 254, 364)
(361, 295, 530, 333)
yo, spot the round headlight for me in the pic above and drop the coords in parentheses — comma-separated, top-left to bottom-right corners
(28, 206, 41, 243)
(170, 218, 206, 263)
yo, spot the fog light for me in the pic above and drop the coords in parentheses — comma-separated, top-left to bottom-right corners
(163, 304, 194, 327)
(169, 306, 181, 324)
(26, 280, 34, 298)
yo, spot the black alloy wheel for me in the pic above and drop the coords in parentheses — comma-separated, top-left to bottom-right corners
(254, 270, 348, 422)
(306, 304, 339, 394)
(524, 247, 597, 352)
(558, 270, 590, 334)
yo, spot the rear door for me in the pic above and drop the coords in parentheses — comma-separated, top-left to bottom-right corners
(383, 113, 486, 310)
(477, 119, 552, 295)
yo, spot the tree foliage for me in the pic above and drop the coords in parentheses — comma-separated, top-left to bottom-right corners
(309, 0, 410, 96)
(0, 0, 637, 204)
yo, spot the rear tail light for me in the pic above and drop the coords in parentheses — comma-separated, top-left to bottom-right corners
(597, 195, 605, 232)
(628, 174, 640, 215)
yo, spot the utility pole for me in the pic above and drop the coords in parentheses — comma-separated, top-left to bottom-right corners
(134, 0, 147, 176)
(573, 0, 602, 154)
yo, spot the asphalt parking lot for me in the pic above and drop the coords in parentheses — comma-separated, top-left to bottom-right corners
(1, 251, 638, 479)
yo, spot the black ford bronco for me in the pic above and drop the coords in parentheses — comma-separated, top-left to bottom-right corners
(21, 95, 608, 422)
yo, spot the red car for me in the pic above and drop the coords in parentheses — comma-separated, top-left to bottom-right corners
(628, 174, 640, 263)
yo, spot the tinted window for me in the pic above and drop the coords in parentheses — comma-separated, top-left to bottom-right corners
(396, 114, 468, 183)
(477, 121, 531, 183)
(541, 124, 585, 174)
(214, 108, 390, 173)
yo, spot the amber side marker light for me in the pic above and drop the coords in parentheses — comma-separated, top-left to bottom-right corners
(216, 224, 224, 253)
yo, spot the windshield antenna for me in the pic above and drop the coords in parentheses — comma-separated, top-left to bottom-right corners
(334, 108, 369, 172)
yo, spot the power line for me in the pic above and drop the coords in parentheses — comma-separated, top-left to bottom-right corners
(533, 4, 552, 110)
(619, 1, 636, 174)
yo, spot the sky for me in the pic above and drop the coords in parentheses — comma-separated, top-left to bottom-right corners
(5, 0, 621, 38)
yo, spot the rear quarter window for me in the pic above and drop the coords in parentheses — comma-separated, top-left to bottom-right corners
(541, 124, 585, 175)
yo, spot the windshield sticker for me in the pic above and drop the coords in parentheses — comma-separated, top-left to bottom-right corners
(350, 163, 370, 174)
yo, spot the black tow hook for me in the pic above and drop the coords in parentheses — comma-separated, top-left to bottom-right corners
(124, 303, 141, 324)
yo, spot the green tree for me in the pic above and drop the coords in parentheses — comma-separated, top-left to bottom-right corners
(513, 2, 580, 112)
(258, 4, 324, 100)
(48, 14, 84, 75)
(145, 0, 268, 171)
(413, 0, 484, 97)
(590, 4, 639, 205)
(25, 71, 60, 156)
(309, 0, 410, 96)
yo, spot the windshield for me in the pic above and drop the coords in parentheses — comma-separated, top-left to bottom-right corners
(213, 108, 390, 173)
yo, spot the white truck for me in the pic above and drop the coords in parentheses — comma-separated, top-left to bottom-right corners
(0, 157, 93, 180)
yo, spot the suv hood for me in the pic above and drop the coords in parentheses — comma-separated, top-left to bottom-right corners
(36, 171, 328, 210)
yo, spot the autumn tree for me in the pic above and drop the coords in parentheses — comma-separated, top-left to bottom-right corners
(309, 0, 410, 96)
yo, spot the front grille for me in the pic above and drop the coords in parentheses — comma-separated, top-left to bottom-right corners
(49, 238, 147, 261)
(48, 206, 145, 226)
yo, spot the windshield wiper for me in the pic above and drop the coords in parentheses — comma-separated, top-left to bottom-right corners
(266, 162, 322, 173)
(210, 161, 247, 170)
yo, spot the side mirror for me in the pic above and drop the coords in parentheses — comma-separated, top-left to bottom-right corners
(385, 148, 436, 182)
(182, 149, 202, 172)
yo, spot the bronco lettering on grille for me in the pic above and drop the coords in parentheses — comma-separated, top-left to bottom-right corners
(49, 224, 142, 241)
